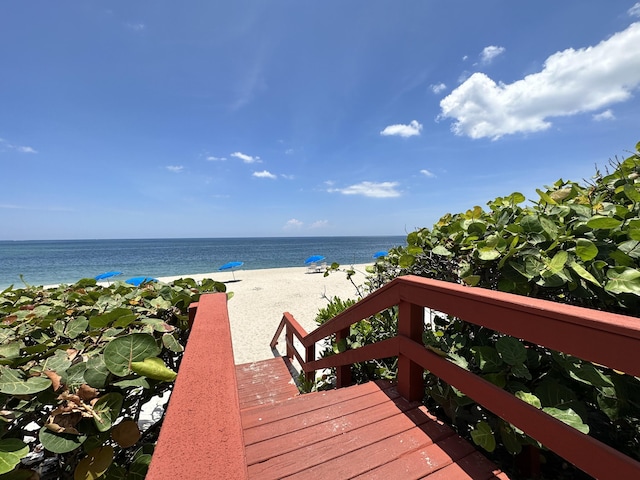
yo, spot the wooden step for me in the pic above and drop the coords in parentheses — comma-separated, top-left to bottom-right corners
(238, 378, 508, 479)
(235, 357, 300, 409)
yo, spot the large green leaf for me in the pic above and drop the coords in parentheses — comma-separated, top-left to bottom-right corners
(535, 380, 578, 409)
(431, 245, 452, 256)
(103, 334, 161, 377)
(617, 240, 640, 259)
(575, 239, 598, 261)
(471, 346, 503, 373)
(495, 337, 527, 365)
(499, 420, 522, 455)
(566, 361, 614, 388)
(39, 427, 87, 454)
(130, 357, 177, 382)
(542, 407, 589, 434)
(93, 393, 123, 432)
(515, 391, 541, 409)
(623, 184, 640, 203)
(84, 355, 110, 389)
(162, 333, 184, 353)
(0, 439, 29, 475)
(587, 216, 622, 230)
(546, 251, 568, 275)
(0, 368, 52, 395)
(65, 316, 89, 339)
(605, 268, 640, 295)
(568, 261, 602, 287)
(470, 421, 496, 452)
(74, 446, 114, 480)
(89, 308, 135, 330)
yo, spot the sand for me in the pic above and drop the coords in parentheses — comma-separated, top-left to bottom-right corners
(158, 264, 370, 365)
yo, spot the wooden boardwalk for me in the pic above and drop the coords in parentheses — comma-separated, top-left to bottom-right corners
(236, 358, 508, 479)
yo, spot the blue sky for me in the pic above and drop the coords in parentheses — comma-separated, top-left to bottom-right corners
(1, 2, 640, 240)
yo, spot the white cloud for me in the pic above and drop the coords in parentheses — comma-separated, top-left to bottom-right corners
(310, 220, 329, 229)
(592, 109, 615, 121)
(206, 155, 226, 161)
(166, 165, 184, 173)
(252, 170, 277, 179)
(231, 151, 261, 163)
(439, 22, 640, 139)
(480, 45, 506, 64)
(462, 55, 469, 61)
(629, 3, 640, 17)
(280, 174, 295, 180)
(430, 83, 447, 94)
(0, 138, 37, 154)
(330, 181, 401, 198)
(284, 218, 303, 229)
(420, 169, 436, 178)
(380, 120, 423, 138)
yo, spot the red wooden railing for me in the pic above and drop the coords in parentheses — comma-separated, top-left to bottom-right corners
(147, 294, 248, 480)
(270, 275, 640, 479)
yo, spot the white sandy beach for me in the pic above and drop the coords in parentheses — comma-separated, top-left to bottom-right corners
(158, 264, 370, 365)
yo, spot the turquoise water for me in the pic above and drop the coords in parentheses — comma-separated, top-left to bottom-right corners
(0, 236, 405, 288)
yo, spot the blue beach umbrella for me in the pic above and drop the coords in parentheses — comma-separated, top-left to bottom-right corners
(219, 261, 244, 281)
(95, 271, 122, 281)
(125, 276, 158, 286)
(373, 250, 388, 259)
(304, 255, 325, 264)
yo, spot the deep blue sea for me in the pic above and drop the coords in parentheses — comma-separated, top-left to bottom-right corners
(0, 236, 406, 289)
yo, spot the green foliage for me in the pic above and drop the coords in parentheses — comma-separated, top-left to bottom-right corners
(0, 276, 224, 478)
(327, 143, 640, 470)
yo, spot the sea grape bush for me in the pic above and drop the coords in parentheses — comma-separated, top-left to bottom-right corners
(330, 143, 640, 467)
(0, 276, 225, 479)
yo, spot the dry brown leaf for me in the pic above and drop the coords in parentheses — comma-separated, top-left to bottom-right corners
(44, 370, 63, 392)
(77, 384, 98, 401)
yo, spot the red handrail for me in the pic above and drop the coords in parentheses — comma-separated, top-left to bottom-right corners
(147, 294, 248, 480)
(272, 275, 640, 479)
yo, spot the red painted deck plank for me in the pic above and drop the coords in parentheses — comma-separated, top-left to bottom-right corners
(243, 385, 402, 445)
(235, 358, 300, 409)
(240, 380, 395, 429)
(353, 435, 478, 479)
(285, 406, 456, 479)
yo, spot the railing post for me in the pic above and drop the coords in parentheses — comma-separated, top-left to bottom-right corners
(335, 327, 352, 388)
(305, 342, 316, 383)
(285, 325, 294, 360)
(398, 301, 424, 401)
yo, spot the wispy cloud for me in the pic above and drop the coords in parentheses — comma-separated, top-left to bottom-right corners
(166, 165, 184, 173)
(310, 220, 329, 229)
(206, 155, 226, 161)
(330, 181, 401, 198)
(430, 83, 447, 94)
(629, 3, 640, 17)
(439, 22, 640, 139)
(125, 23, 145, 32)
(231, 151, 261, 163)
(479, 45, 505, 65)
(0, 138, 37, 154)
(380, 120, 423, 138)
(252, 170, 277, 179)
(280, 174, 295, 180)
(284, 218, 303, 229)
(592, 109, 615, 121)
(420, 169, 436, 178)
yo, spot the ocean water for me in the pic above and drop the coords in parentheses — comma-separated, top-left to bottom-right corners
(0, 236, 406, 289)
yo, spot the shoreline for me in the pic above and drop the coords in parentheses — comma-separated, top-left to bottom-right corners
(160, 264, 370, 364)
